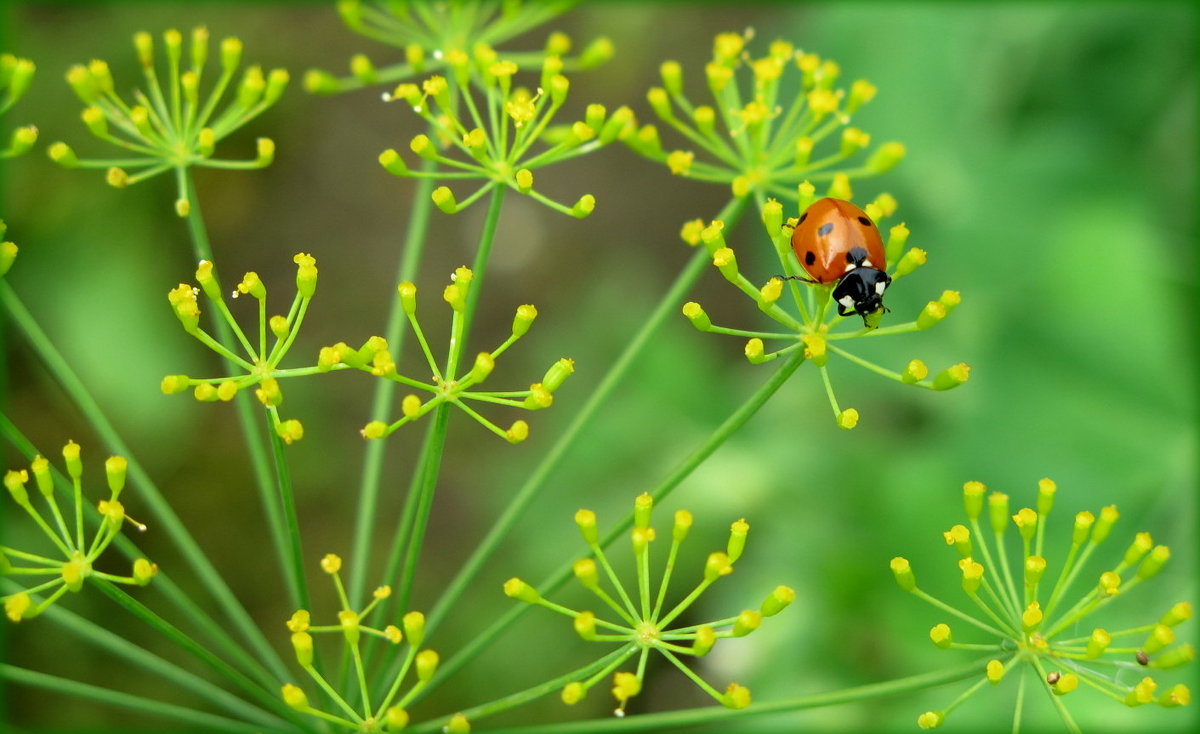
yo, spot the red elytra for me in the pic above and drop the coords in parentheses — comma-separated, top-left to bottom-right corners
(790, 197, 886, 284)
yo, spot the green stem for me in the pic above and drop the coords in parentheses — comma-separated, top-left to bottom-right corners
(367, 185, 508, 686)
(1012, 664, 1027, 734)
(30, 591, 288, 730)
(269, 425, 310, 612)
(423, 195, 751, 641)
(454, 185, 506, 366)
(364, 413, 444, 687)
(478, 658, 989, 733)
(0, 281, 289, 681)
(90, 579, 305, 727)
(181, 172, 295, 610)
(346, 167, 437, 605)
(0, 664, 274, 734)
(395, 403, 452, 614)
(421, 346, 806, 700)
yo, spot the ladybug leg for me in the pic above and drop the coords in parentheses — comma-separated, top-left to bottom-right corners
(775, 274, 817, 283)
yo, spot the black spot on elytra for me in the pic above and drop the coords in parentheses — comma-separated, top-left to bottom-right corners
(804, 251, 816, 266)
(817, 222, 833, 236)
(844, 252, 854, 263)
(858, 216, 873, 227)
(798, 212, 808, 224)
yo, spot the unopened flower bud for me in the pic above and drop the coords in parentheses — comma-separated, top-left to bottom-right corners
(704, 552, 733, 582)
(760, 585, 795, 617)
(503, 577, 540, 604)
(930, 623, 952, 649)
(281, 683, 307, 710)
(890, 557, 916, 591)
(721, 683, 751, 710)
(932, 363, 970, 391)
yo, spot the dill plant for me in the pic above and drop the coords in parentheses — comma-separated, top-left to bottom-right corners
(0, 3, 1192, 733)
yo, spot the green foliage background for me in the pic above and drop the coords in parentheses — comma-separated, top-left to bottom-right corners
(1, 2, 1195, 731)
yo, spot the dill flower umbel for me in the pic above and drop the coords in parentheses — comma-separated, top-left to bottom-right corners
(378, 47, 632, 217)
(626, 31, 904, 201)
(892, 479, 1192, 730)
(50, 27, 285, 216)
(306, 0, 612, 94)
(346, 267, 573, 443)
(161, 254, 320, 444)
(505, 493, 794, 714)
(682, 190, 967, 429)
(3, 442, 155, 623)
(279, 553, 458, 732)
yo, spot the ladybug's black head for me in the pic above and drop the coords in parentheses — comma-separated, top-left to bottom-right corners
(833, 267, 891, 325)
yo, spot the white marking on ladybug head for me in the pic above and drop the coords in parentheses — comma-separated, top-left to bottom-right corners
(843, 262, 858, 273)
(838, 295, 856, 310)
(875, 280, 887, 295)
(862, 258, 874, 268)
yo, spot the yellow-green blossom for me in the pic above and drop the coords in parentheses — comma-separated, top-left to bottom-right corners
(3, 444, 155, 623)
(1, 53, 39, 158)
(305, 0, 611, 94)
(343, 269, 572, 443)
(50, 28, 285, 216)
(280, 554, 433, 731)
(505, 494, 794, 712)
(379, 50, 632, 217)
(1, 220, 18, 277)
(627, 32, 904, 200)
(161, 254, 318, 442)
(892, 479, 1192, 730)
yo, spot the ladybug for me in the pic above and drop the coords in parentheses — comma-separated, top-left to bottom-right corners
(786, 197, 891, 325)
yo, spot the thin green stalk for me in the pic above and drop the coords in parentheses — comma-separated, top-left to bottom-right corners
(423, 195, 751, 639)
(450, 185, 507, 373)
(0, 664, 275, 734)
(395, 403, 452, 614)
(90, 579, 304, 726)
(180, 172, 295, 606)
(367, 185, 509, 682)
(477, 658, 990, 733)
(347, 165, 438, 605)
(420, 346, 807, 699)
(31, 593, 288, 730)
(363, 411, 446, 689)
(269, 426, 311, 612)
(0, 282, 289, 680)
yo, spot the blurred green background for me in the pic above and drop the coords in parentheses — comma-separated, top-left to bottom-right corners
(1, 1, 1195, 732)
